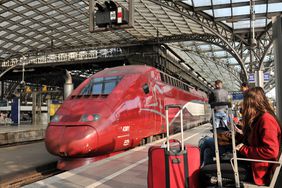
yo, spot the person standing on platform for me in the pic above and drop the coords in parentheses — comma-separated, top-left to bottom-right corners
(199, 80, 229, 167)
(240, 82, 250, 93)
(209, 80, 229, 128)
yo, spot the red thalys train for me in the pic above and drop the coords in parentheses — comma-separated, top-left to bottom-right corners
(45, 65, 211, 170)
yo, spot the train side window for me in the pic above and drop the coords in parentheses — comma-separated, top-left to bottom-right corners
(103, 81, 116, 94)
(92, 83, 103, 95)
(164, 75, 168, 84)
(160, 73, 165, 82)
(143, 83, 150, 94)
(80, 84, 91, 95)
(168, 77, 172, 85)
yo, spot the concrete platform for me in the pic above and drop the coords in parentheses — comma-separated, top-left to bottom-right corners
(0, 124, 47, 145)
(27, 124, 211, 188)
(0, 141, 58, 178)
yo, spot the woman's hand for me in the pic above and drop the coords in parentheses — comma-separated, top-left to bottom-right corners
(236, 143, 244, 151)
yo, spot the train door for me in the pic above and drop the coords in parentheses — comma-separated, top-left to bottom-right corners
(140, 73, 158, 137)
(114, 77, 142, 150)
(145, 72, 163, 134)
(151, 71, 165, 134)
(114, 98, 132, 150)
(150, 81, 164, 134)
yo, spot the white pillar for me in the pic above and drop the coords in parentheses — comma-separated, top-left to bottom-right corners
(255, 70, 264, 88)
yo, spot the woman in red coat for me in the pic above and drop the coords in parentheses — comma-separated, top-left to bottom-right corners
(236, 87, 281, 185)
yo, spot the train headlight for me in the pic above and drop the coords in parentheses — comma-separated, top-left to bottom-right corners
(80, 114, 101, 122)
(51, 114, 62, 122)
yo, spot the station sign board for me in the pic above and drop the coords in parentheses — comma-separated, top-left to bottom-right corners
(231, 92, 244, 101)
(249, 73, 255, 83)
(248, 72, 270, 83)
(264, 72, 270, 82)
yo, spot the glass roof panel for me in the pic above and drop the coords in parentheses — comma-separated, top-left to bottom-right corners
(213, 51, 226, 57)
(0, 31, 7, 35)
(51, 1, 64, 6)
(23, 39, 32, 44)
(11, 16, 22, 22)
(3, 43, 13, 48)
(232, 6, 249, 16)
(268, 3, 282, 12)
(34, 15, 44, 20)
(8, 25, 18, 30)
(193, 0, 211, 7)
(26, 32, 35, 37)
(203, 10, 213, 16)
(6, 34, 16, 39)
(228, 59, 238, 65)
(0, 21, 9, 27)
(38, 6, 48, 11)
(232, 0, 248, 3)
(23, 11, 36, 16)
(3, 1, 16, 7)
(197, 44, 210, 51)
(1, 11, 12, 17)
(213, 0, 228, 5)
(182, 0, 192, 4)
(14, 6, 26, 12)
(214, 8, 231, 17)
(14, 37, 24, 42)
(233, 19, 266, 29)
(22, 20, 31, 25)
(28, 1, 40, 6)
(213, 0, 248, 5)
(254, 4, 267, 14)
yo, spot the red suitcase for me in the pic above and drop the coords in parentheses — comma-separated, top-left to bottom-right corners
(147, 105, 200, 188)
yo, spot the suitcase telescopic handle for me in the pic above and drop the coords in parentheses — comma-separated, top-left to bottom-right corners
(165, 104, 184, 151)
(164, 139, 183, 152)
(210, 102, 232, 108)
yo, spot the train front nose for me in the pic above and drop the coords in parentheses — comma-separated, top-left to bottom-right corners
(45, 125, 98, 157)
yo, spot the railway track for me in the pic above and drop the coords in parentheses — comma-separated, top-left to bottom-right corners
(0, 162, 63, 188)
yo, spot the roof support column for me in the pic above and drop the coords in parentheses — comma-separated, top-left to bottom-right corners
(272, 15, 282, 120)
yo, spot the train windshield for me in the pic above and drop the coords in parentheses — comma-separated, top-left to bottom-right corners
(80, 76, 122, 95)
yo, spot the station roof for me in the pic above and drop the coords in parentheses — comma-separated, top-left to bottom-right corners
(0, 0, 281, 91)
